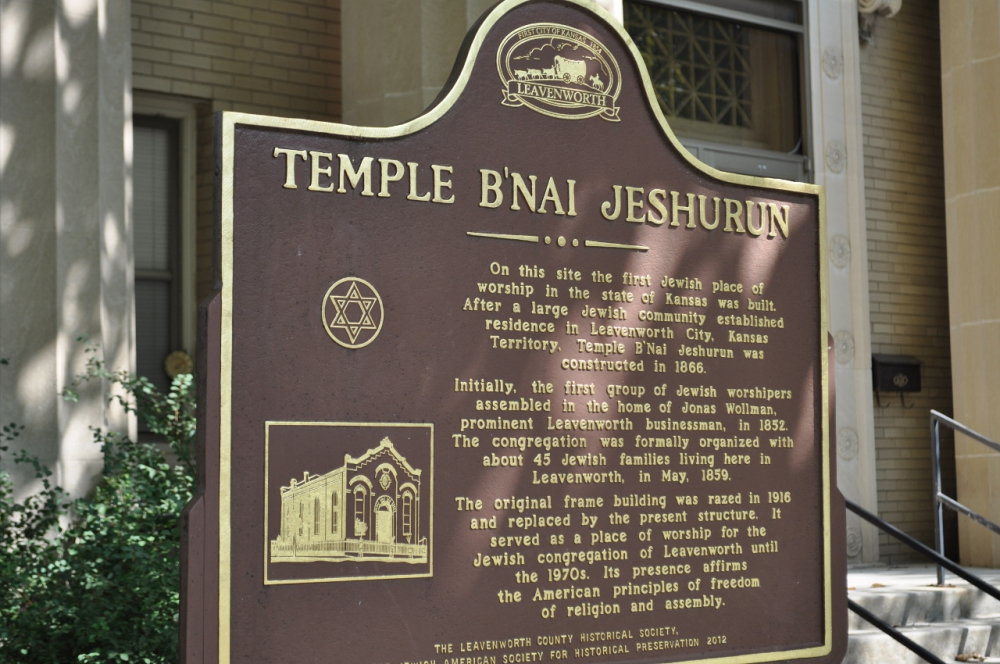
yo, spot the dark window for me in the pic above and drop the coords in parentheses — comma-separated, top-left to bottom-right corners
(625, 1, 804, 155)
(132, 117, 181, 395)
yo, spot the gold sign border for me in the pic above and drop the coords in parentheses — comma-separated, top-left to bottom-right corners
(218, 0, 831, 661)
(262, 421, 434, 586)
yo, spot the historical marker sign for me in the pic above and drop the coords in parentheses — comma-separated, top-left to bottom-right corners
(182, 1, 846, 663)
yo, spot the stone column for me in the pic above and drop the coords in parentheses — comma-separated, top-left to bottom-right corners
(0, 0, 133, 499)
(940, 1, 1000, 567)
(808, 0, 879, 562)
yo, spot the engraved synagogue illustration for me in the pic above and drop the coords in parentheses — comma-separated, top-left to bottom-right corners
(270, 437, 427, 565)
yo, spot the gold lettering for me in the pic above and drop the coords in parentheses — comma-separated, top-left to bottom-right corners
(647, 189, 667, 225)
(407, 161, 431, 201)
(601, 185, 622, 220)
(699, 196, 720, 230)
(724, 199, 745, 233)
(626, 186, 645, 222)
(480, 169, 503, 208)
(337, 154, 373, 196)
(767, 203, 790, 238)
(377, 158, 404, 197)
(746, 200, 764, 236)
(671, 191, 695, 228)
(539, 177, 566, 214)
(272, 147, 306, 188)
(511, 172, 537, 211)
(308, 151, 335, 192)
(432, 164, 456, 204)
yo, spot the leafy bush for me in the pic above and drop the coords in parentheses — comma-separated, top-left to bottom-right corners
(0, 347, 196, 663)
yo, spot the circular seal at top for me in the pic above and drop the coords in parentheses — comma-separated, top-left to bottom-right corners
(321, 277, 384, 349)
(497, 23, 622, 122)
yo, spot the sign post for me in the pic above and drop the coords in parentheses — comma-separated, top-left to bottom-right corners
(182, 1, 846, 662)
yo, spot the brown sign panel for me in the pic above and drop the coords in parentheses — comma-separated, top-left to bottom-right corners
(182, 1, 846, 663)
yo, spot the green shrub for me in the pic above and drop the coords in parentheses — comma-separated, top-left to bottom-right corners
(0, 347, 196, 663)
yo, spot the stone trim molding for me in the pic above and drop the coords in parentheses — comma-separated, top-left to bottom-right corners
(858, 0, 902, 43)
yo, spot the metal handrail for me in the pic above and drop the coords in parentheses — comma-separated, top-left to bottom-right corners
(846, 498, 1000, 664)
(840, 412, 1000, 664)
(846, 499, 1000, 603)
(930, 410, 1000, 585)
(847, 599, 947, 664)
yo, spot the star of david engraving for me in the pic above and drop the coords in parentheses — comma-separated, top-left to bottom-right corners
(322, 277, 384, 348)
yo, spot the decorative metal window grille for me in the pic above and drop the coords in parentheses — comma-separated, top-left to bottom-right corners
(625, 4, 753, 129)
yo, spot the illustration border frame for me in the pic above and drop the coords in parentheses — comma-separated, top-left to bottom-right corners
(263, 421, 435, 586)
(217, 0, 832, 660)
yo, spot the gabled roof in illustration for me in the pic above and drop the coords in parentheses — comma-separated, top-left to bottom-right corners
(346, 437, 421, 480)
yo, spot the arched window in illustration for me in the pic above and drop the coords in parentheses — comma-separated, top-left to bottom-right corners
(313, 497, 320, 535)
(353, 486, 368, 538)
(331, 492, 338, 534)
(402, 492, 413, 543)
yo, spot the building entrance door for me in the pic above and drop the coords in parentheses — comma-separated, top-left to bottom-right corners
(376, 504, 394, 543)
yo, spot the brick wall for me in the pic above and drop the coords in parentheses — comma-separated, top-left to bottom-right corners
(132, 0, 341, 304)
(860, 1, 955, 563)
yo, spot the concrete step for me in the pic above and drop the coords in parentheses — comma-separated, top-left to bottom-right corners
(845, 619, 1000, 664)
(848, 586, 1000, 629)
(845, 566, 1000, 664)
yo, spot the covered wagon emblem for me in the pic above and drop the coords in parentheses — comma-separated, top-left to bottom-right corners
(497, 23, 621, 122)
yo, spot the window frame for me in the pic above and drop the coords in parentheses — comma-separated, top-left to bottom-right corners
(132, 114, 182, 389)
(131, 94, 199, 362)
(638, 0, 804, 34)
(625, 0, 813, 182)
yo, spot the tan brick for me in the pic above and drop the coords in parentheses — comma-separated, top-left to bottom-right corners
(261, 38, 301, 56)
(201, 28, 244, 46)
(306, 5, 337, 21)
(171, 0, 215, 13)
(171, 80, 212, 98)
(153, 63, 195, 81)
(192, 41, 235, 59)
(211, 3, 253, 21)
(171, 52, 212, 69)
(212, 87, 255, 104)
(151, 5, 195, 24)
(863, 1, 950, 562)
(251, 9, 291, 26)
(268, 0, 309, 17)
(133, 74, 172, 94)
(231, 19, 271, 37)
(194, 69, 234, 86)
(133, 44, 171, 64)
